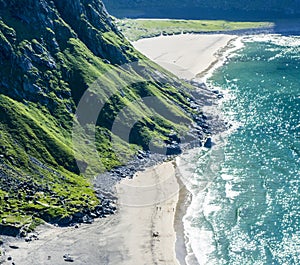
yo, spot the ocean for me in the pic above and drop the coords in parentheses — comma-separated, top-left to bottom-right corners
(181, 35, 300, 265)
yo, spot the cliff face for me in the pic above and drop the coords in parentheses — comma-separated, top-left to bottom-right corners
(0, 0, 134, 104)
(0, 0, 210, 234)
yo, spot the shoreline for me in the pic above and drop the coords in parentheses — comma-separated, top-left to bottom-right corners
(132, 33, 238, 81)
(0, 161, 183, 265)
(174, 160, 191, 265)
(0, 33, 239, 265)
(132, 32, 243, 265)
(115, 160, 180, 264)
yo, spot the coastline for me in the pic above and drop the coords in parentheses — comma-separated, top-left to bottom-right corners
(132, 32, 242, 265)
(0, 33, 239, 265)
(174, 160, 191, 265)
(115, 160, 180, 264)
(0, 161, 182, 265)
(132, 33, 237, 80)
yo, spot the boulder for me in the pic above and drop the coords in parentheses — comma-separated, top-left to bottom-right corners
(204, 137, 213, 148)
(63, 254, 74, 262)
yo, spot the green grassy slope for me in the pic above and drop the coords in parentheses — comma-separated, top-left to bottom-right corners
(0, 0, 203, 234)
(116, 19, 273, 41)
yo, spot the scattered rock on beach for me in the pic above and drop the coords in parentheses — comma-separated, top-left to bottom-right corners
(9, 245, 19, 249)
(25, 233, 39, 242)
(152, 232, 159, 237)
(63, 254, 74, 262)
(204, 137, 213, 148)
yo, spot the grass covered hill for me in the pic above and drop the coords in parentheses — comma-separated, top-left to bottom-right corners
(0, 0, 212, 235)
(116, 19, 273, 41)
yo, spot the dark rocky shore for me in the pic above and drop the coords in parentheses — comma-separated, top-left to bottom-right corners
(92, 80, 229, 219)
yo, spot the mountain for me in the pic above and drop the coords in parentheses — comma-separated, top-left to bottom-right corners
(103, 0, 300, 20)
(0, 0, 215, 235)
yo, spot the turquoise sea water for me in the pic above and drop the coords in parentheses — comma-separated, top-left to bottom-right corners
(183, 35, 300, 265)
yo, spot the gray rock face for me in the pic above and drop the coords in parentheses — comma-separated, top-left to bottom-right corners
(0, 32, 14, 59)
(52, 0, 131, 64)
(23, 82, 42, 93)
(0, 0, 135, 105)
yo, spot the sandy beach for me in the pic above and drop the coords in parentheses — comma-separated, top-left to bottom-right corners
(133, 34, 236, 80)
(1, 161, 181, 265)
(1, 34, 236, 265)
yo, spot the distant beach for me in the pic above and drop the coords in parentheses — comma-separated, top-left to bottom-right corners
(1, 33, 237, 265)
(133, 33, 237, 80)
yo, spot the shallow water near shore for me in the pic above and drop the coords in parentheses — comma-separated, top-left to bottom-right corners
(182, 34, 300, 264)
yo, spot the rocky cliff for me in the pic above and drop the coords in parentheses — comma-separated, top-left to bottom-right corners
(0, 0, 215, 235)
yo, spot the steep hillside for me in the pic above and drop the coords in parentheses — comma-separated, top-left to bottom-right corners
(0, 0, 214, 235)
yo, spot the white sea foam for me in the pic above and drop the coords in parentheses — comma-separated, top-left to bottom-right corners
(179, 139, 230, 265)
(225, 182, 241, 200)
(178, 33, 300, 265)
(182, 185, 219, 265)
(221, 173, 234, 181)
(180, 35, 250, 265)
(202, 36, 245, 83)
(244, 34, 300, 47)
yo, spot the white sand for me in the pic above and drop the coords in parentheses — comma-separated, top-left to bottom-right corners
(116, 161, 180, 264)
(1, 33, 237, 265)
(133, 34, 236, 80)
(1, 162, 181, 265)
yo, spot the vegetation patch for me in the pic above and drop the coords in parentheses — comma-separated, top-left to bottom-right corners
(116, 19, 274, 41)
(0, 0, 208, 235)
